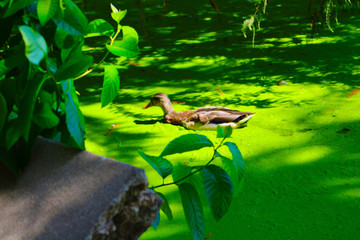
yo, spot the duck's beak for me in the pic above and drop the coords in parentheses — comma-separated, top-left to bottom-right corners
(142, 102, 153, 109)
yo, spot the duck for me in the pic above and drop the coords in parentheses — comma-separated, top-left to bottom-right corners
(143, 93, 255, 130)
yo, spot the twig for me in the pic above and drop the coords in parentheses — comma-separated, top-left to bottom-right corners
(152, 138, 226, 189)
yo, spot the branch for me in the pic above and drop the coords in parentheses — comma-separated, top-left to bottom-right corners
(73, 24, 122, 81)
(152, 138, 226, 190)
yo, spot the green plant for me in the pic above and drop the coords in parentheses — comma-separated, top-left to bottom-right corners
(0, 0, 140, 176)
(138, 126, 245, 240)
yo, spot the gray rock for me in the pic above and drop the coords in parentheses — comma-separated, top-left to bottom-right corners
(0, 138, 162, 240)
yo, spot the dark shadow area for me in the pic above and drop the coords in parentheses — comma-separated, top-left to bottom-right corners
(134, 119, 162, 125)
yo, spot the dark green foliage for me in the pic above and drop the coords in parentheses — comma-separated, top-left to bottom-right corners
(178, 183, 205, 240)
(152, 211, 160, 230)
(0, 1, 140, 176)
(138, 151, 173, 178)
(139, 129, 245, 240)
(101, 64, 120, 108)
(155, 191, 173, 221)
(224, 142, 245, 182)
(203, 165, 233, 221)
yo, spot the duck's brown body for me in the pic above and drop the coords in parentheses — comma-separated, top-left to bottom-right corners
(144, 93, 255, 130)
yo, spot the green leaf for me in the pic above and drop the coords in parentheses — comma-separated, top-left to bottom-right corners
(153, 211, 160, 230)
(111, 10, 127, 24)
(86, 19, 114, 37)
(33, 102, 60, 129)
(203, 165, 233, 221)
(216, 125, 224, 138)
(61, 79, 85, 149)
(172, 164, 191, 184)
(4, 0, 36, 17)
(160, 134, 213, 157)
(224, 126, 233, 138)
(110, 3, 118, 13)
(0, 53, 26, 77)
(224, 142, 245, 182)
(221, 155, 238, 190)
(178, 183, 204, 240)
(56, 54, 93, 81)
(53, 0, 87, 36)
(55, 29, 72, 49)
(110, 4, 127, 24)
(106, 26, 140, 58)
(61, 37, 83, 63)
(6, 124, 21, 150)
(18, 75, 48, 141)
(217, 125, 232, 138)
(155, 191, 173, 221)
(63, 0, 87, 34)
(37, 0, 60, 26)
(101, 64, 119, 108)
(0, 92, 7, 132)
(138, 151, 173, 178)
(0, 0, 10, 8)
(18, 25, 48, 65)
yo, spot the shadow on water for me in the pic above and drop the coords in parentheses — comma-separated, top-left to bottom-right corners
(73, 0, 360, 239)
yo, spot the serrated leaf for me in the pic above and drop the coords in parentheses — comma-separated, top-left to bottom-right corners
(160, 134, 213, 157)
(216, 125, 224, 138)
(203, 165, 233, 221)
(101, 64, 119, 108)
(37, 0, 60, 26)
(156, 191, 173, 221)
(0, 92, 7, 132)
(111, 10, 127, 24)
(106, 26, 140, 58)
(56, 54, 93, 81)
(178, 183, 204, 240)
(4, 0, 36, 17)
(152, 211, 160, 230)
(19, 26, 47, 65)
(224, 142, 245, 182)
(138, 151, 173, 178)
(61, 79, 85, 149)
(172, 164, 191, 184)
(86, 19, 114, 37)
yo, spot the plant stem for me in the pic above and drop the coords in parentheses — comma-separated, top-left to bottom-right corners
(152, 137, 226, 190)
(73, 24, 122, 81)
(45, 57, 61, 111)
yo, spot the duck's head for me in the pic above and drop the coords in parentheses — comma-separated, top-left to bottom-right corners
(143, 93, 174, 114)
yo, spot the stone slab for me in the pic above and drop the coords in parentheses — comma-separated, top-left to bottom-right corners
(0, 138, 161, 240)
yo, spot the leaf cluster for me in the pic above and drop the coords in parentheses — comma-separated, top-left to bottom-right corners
(138, 126, 245, 240)
(0, 1, 140, 176)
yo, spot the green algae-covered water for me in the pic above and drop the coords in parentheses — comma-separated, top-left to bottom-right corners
(78, 1, 360, 239)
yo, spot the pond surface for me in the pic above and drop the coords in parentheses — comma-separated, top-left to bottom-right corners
(78, 1, 360, 239)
